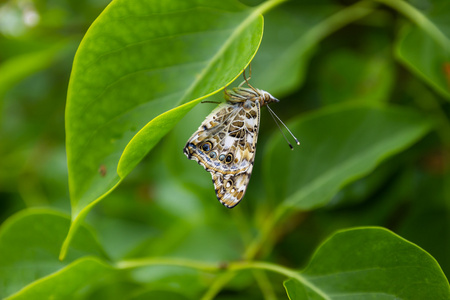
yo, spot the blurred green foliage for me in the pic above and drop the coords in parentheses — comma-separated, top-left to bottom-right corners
(0, 0, 449, 299)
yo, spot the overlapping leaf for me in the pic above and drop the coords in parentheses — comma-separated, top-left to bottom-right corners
(0, 209, 105, 298)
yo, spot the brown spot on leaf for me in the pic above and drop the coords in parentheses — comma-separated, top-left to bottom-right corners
(98, 165, 107, 177)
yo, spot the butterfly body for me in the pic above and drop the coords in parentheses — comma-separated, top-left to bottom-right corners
(184, 86, 279, 208)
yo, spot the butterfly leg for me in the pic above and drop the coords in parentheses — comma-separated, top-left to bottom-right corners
(239, 65, 258, 94)
(238, 67, 250, 87)
(201, 100, 222, 104)
(247, 63, 252, 81)
(224, 85, 230, 97)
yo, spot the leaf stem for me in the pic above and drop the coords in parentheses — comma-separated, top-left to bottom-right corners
(229, 261, 329, 300)
(116, 257, 219, 272)
(59, 179, 123, 261)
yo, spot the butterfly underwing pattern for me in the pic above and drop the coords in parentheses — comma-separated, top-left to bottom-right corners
(183, 81, 280, 208)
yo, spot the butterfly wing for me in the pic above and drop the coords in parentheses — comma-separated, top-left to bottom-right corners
(211, 169, 253, 208)
(184, 99, 261, 208)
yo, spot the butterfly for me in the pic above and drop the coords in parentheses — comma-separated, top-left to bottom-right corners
(184, 69, 299, 208)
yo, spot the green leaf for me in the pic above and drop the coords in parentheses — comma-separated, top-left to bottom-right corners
(284, 227, 450, 299)
(63, 0, 285, 259)
(264, 104, 433, 210)
(66, 0, 264, 217)
(6, 257, 116, 300)
(0, 209, 106, 298)
(391, 0, 450, 99)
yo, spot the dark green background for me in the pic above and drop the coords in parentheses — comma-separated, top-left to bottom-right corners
(0, 0, 449, 298)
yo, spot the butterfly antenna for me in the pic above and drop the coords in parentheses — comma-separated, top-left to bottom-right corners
(267, 106, 294, 150)
(267, 105, 300, 146)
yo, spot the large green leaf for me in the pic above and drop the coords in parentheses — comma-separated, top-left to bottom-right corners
(390, 0, 450, 99)
(0, 209, 105, 298)
(284, 227, 450, 299)
(264, 104, 433, 210)
(66, 0, 264, 217)
(63, 0, 285, 259)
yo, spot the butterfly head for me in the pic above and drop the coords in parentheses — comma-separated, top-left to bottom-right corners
(259, 89, 279, 106)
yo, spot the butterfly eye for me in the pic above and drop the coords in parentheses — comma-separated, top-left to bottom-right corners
(202, 141, 212, 152)
(225, 153, 233, 163)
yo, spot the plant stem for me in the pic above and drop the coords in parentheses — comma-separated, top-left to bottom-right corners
(300, 0, 377, 46)
(245, 205, 286, 260)
(232, 204, 253, 245)
(253, 0, 288, 17)
(373, 0, 450, 50)
(201, 272, 237, 300)
(116, 257, 218, 272)
(253, 270, 278, 300)
(59, 179, 123, 261)
(229, 261, 329, 300)
(117, 257, 326, 299)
